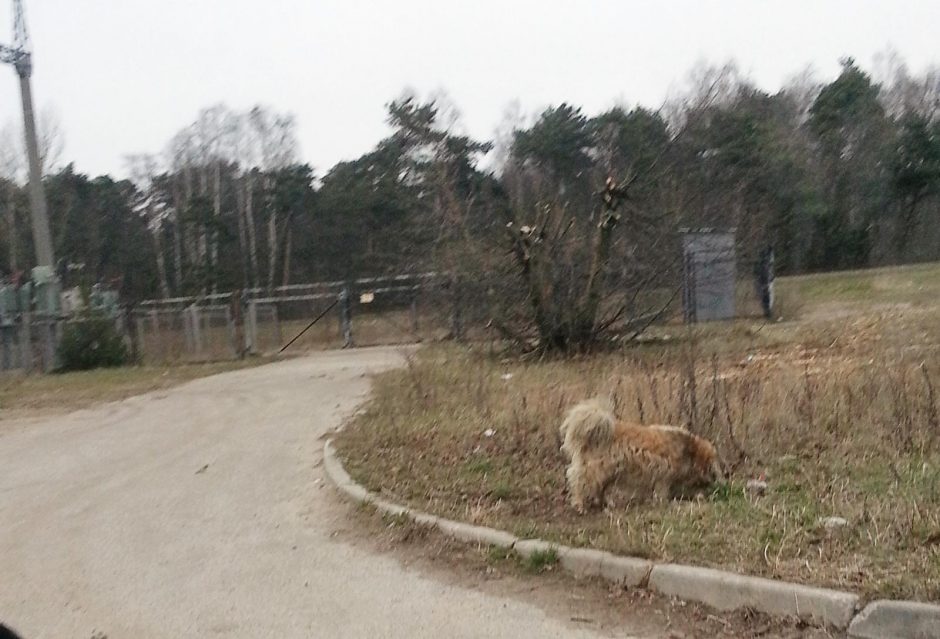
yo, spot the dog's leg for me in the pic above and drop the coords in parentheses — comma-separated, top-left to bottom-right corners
(652, 476, 673, 503)
(566, 463, 589, 513)
(568, 459, 612, 513)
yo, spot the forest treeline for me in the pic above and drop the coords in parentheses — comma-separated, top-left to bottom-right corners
(2, 57, 940, 304)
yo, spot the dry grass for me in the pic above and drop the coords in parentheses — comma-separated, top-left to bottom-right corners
(336, 264, 940, 602)
(0, 358, 270, 418)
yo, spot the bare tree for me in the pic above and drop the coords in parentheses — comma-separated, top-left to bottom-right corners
(126, 153, 172, 298)
(247, 106, 298, 291)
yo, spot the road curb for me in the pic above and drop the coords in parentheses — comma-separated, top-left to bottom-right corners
(848, 600, 940, 639)
(649, 563, 858, 629)
(323, 439, 940, 636)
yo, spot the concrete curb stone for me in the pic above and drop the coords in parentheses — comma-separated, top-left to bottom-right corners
(322, 440, 353, 487)
(411, 512, 441, 527)
(848, 600, 940, 639)
(435, 519, 518, 548)
(371, 498, 408, 518)
(649, 563, 858, 629)
(512, 539, 559, 559)
(599, 554, 653, 588)
(558, 547, 606, 578)
(323, 439, 935, 634)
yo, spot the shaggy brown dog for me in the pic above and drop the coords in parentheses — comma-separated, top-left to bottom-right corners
(560, 397, 725, 512)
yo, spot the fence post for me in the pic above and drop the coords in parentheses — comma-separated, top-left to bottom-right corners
(450, 274, 463, 341)
(230, 291, 244, 359)
(410, 295, 419, 334)
(339, 287, 353, 348)
(135, 314, 147, 360)
(150, 309, 160, 345)
(222, 306, 233, 358)
(1, 323, 12, 370)
(39, 318, 57, 373)
(246, 300, 258, 354)
(273, 304, 282, 347)
(19, 311, 32, 374)
(183, 307, 194, 353)
(191, 305, 203, 355)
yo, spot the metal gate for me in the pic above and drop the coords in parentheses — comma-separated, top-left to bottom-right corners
(681, 228, 736, 323)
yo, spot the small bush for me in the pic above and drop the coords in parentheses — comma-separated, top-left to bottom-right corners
(57, 315, 130, 372)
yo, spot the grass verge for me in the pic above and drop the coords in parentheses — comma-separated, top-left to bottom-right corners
(336, 297, 940, 602)
(0, 357, 272, 417)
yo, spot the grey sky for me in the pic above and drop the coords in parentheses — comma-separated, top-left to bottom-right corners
(2, 1, 939, 178)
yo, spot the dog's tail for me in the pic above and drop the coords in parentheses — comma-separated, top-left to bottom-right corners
(560, 397, 616, 455)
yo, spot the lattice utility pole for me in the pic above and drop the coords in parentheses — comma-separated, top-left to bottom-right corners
(0, 0, 54, 268)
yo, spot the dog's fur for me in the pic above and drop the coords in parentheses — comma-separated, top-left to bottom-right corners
(559, 397, 724, 512)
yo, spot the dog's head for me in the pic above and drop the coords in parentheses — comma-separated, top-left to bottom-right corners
(691, 437, 728, 485)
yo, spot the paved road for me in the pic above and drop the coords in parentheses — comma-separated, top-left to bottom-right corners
(0, 348, 638, 638)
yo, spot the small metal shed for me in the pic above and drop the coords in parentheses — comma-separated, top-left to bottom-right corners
(680, 228, 736, 323)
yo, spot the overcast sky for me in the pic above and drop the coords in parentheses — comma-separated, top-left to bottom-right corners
(2, 1, 939, 178)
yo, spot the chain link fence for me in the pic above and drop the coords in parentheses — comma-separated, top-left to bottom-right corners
(130, 273, 459, 364)
(1, 245, 778, 371)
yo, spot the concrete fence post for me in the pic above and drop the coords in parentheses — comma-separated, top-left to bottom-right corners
(225, 306, 237, 358)
(191, 306, 203, 355)
(19, 311, 32, 374)
(182, 308, 193, 354)
(339, 287, 353, 348)
(150, 309, 160, 344)
(273, 304, 282, 347)
(1, 324, 13, 370)
(39, 317, 56, 373)
(246, 300, 258, 355)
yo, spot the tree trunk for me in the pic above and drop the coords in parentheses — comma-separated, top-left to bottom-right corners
(244, 173, 259, 290)
(181, 170, 197, 280)
(211, 160, 221, 292)
(234, 175, 249, 289)
(267, 208, 278, 292)
(151, 219, 171, 299)
(281, 227, 292, 287)
(170, 180, 185, 294)
(198, 168, 209, 286)
(576, 211, 618, 344)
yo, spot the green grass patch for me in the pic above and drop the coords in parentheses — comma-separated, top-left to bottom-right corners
(523, 548, 560, 573)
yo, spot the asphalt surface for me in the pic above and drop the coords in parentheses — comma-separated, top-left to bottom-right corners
(0, 348, 641, 638)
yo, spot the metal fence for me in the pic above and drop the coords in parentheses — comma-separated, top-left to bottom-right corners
(0, 313, 62, 373)
(0, 252, 779, 372)
(130, 272, 460, 364)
